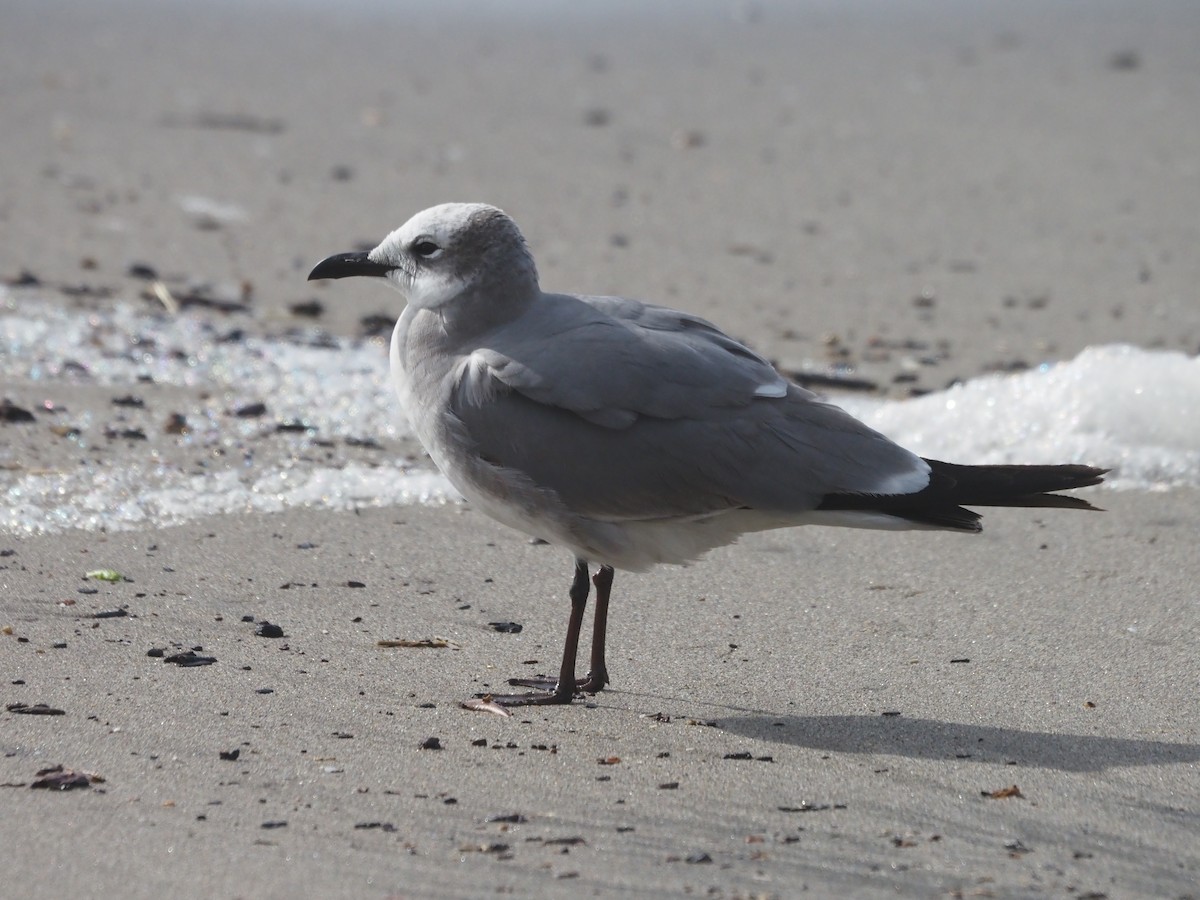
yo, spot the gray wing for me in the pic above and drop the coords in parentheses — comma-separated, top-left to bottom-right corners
(450, 293, 929, 521)
(458, 294, 788, 428)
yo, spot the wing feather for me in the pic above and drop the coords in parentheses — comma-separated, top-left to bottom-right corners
(448, 293, 929, 521)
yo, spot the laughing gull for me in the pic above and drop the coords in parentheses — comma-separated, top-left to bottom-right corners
(309, 202, 1106, 712)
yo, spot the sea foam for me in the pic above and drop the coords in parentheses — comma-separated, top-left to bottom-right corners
(1, 293, 1196, 534)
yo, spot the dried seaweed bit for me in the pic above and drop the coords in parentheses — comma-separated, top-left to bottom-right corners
(219, 748, 240, 761)
(91, 608, 129, 619)
(176, 292, 250, 315)
(30, 765, 100, 790)
(685, 851, 712, 864)
(344, 436, 383, 450)
(984, 785, 1024, 800)
(261, 820, 288, 829)
(111, 395, 144, 408)
(354, 821, 397, 831)
(163, 651, 217, 667)
(471, 738, 488, 747)
(488, 621, 523, 634)
(346, 581, 366, 589)
(543, 836, 586, 846)
(126, 262, 159, 280)
(4, 270, 41, 287)
(377, 637, 455, 649)
(778, 802, 846, 813)
(254, 621, 285, 638)
(59, 283, 114, 299)
(105, 427, 147, 441)
(0, 400, 36, 424)
(723, 752, 753, 760)
(419, 737, 443, 751)
(7, 703, 66, 716)
(274, 420, 311, 433)
(485, 813, 527, 824)
(31, 772, 90, 790)
(290, 299, 325, 318)
(659, 782, 679, 790)
(234, 401, 268, 418)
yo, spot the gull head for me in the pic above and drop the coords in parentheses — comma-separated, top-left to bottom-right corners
(308, 202, 538, 312)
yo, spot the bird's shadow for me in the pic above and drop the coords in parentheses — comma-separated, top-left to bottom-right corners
(714, 713, 1199, 773)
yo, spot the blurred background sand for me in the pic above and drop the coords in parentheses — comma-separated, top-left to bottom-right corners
(4, 0, 1198, 388)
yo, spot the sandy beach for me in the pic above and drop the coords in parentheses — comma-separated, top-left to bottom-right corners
(3, 0, 1199, 896)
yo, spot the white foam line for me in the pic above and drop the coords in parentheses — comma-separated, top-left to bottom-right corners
(2, 293, 1197, 534)
(837, 344, 1200, 492)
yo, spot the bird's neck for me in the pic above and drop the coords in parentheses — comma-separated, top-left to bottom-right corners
(435, 273, 539, 339)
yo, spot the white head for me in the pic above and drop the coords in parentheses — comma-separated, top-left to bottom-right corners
(309, 203, 538, 314)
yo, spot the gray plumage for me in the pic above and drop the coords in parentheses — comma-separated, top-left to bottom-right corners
(308, 202, 1105, 707)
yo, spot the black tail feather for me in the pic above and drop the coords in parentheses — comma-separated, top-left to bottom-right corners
(817, 459, 1108, 532)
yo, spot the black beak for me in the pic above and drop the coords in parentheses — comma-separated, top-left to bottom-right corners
(307, 251, 395, 281)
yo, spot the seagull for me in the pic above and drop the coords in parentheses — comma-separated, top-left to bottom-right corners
(309, 203, 1106, 712)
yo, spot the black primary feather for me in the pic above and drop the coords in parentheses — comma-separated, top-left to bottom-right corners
(816, 460, 1109, 531)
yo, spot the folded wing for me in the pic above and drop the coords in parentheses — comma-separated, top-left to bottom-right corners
(450, 293, 930, 521)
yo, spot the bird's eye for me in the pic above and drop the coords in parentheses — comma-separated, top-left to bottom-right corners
(412, 240, 442, 259)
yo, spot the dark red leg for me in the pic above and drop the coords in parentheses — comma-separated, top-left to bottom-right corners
(466, 558, 591, 709)
(577, 565, 613, 693)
